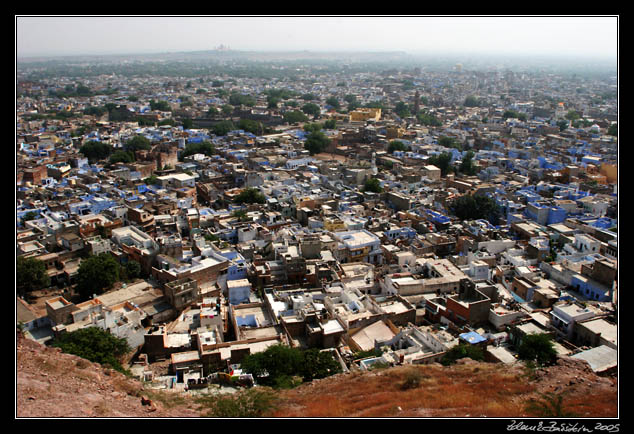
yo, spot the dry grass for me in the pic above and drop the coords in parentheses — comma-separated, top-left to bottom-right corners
(142, 389, 189, 409)
(273, 363, 542, 418)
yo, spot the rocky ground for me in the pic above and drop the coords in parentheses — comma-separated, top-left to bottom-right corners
(16, 334, 618, 418)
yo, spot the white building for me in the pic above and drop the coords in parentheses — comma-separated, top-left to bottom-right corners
(227, 279, 252, 305)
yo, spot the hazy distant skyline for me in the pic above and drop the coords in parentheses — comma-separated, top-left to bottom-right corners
(16, 16, 618, 61)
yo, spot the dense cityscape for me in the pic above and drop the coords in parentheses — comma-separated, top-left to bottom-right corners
(16, 20, 618, 420)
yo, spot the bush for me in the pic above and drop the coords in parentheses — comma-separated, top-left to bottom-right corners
(199, 387, 278, 417)
(50, 327, 130, 373)
(400, 368, 424, 390)
(441, 344, 484, 366)
(517, 333, 557, 366)
(525, 392, 578, 417)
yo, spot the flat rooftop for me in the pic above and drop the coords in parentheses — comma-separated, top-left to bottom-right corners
(571, 345, 617, 373)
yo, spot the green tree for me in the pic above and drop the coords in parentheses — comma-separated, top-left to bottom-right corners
(124, 260, 141, 280)
(450, 194, 501, 225)
(144, 175, 160, 185)
(76, 253, 121, 300)
(21, 211, 39, 223)
(464, 95, 480, 107)
(323, 119, 336, 129)
(427, 152, 453, 176)
(267, 95, 280, 109)
(303, 122, 323, 134)
(565, 110, 581, 121)
(304, 130, 330, 155)
(557, 120, 570, 132)
(17, 256, 50, 296)
(607, 123, 617, 136)
(417, 110, 442, 127)
(239, 344, 341, 389)
(211, 120, 235, 136)
(234, 188, 266, 205)
(301, 103, 321, 117)
(79, 140, 113, 163)
(181, 141, 215, 159)
(440, 344, 484, 366)
(438, 136, 461, 150)
(388, 140, 409, 154)
(344, 94, 360, 111)
(394, 101, 411, 118)
(236, 119, 263, 135)
(124, 135, 151, 153)
(149, 99, 171, 111)
(50, 327, 130, 373)
(240, 344, 303, 386)
(363, 178, 383, 193)
(300, 349, 342, 381)
(109, 150, 135, 164)
(459, 150, 478, 176)
(181, 118, 193, 130)
(517, 333, 557, 366)
(229, 92, 256, 107)
(325, 97, 340, 110)
(221, 104, 234, 116)
(283, 110, 309, 124)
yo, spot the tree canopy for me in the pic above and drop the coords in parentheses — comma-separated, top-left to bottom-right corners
(283, 110, 309, 124)
(109, 150, 135, 164)
(450, 194, 502, 225)
(75, 253, 121, 301)
(124, 135, 152, 153)
(464, 95, 481, 107)
(180, 141, 215, 160)
(303, 130, 330, 155)
(149, 99, 171, 112)
(239, 344, 341, 389)
(517, 333, 558, 366)
(388, 140, 409, 154)
(458, 150, 478, 176)
(50, 327, 131, 373)
(393, 101, 411, 118)
(17, 256, 50, 296)
(607, 123, 617, 136)
(325, 97, 340, 110)
(301, 103, 321, 117)
(211, 120, 235, 137)
(427, 152, 453, 176)
(229, 92, 256, 107)
(363, 178, 383, 193)
(236, 118, 263, 135)
(79, 140, 113, 163)
(234, 188, 266, 204)
(441, 343, 484, 366)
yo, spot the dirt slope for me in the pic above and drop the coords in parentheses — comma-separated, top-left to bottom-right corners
(16, 335, 617, 418)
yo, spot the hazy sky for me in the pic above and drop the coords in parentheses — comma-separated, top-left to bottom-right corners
(16, 16, 618, 60)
